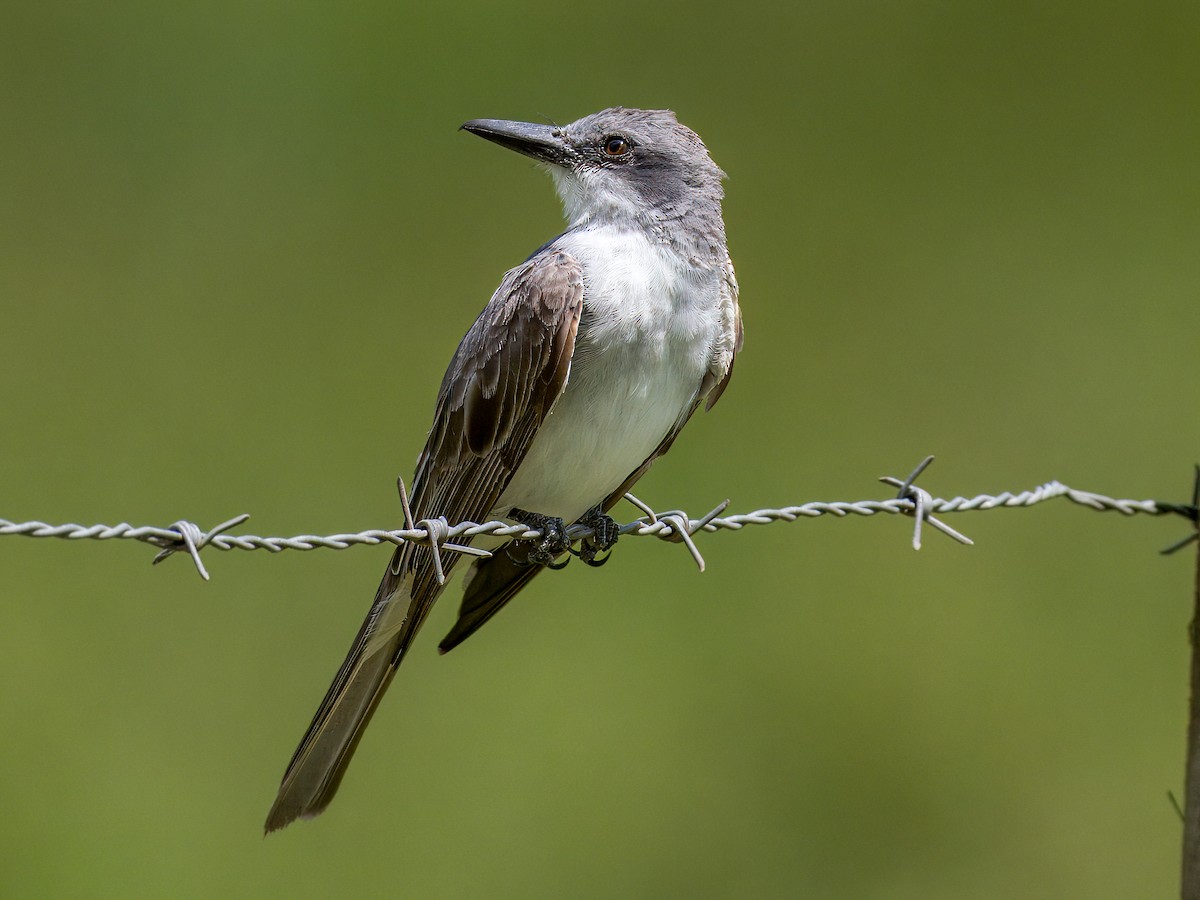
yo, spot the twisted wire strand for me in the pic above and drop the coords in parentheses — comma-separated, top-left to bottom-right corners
(1, 458, 1192, 581)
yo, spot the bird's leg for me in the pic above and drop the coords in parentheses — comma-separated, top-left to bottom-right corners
(508, 508, 572, 569)
(573, 506, 619, 567)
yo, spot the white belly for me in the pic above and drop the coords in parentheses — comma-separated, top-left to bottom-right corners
(492, 227, 722, 523)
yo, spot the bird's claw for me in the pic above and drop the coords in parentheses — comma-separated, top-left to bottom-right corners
(509, 508, 571, 567)
(571, 507, 619, 567)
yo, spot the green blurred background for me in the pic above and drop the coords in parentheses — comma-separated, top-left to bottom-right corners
(1, 1, 1197, 896)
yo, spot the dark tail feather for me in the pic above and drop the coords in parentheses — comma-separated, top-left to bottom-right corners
(268, 519, 569, 828)
(264, 563, 433, 833)
(438, 544, 545, 654)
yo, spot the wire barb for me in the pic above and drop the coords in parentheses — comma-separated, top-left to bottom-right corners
(879, 456, 975, 550)
(148, 514, 251, 581)
(389, 476, 492, 579)
(416, 518, 451, 585)
(1159, 464, 1200, 556)
(623, 493, 731, 572)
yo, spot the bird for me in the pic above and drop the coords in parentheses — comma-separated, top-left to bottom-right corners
(265, 107, 742, 832)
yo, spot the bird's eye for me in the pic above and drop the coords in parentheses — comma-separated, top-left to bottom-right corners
(602, 136, 631, 157)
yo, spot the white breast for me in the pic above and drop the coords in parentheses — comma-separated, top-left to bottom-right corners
(493, 227, 725, 523)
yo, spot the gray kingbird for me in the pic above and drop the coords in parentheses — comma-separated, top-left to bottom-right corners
(265, 107, 742, 832)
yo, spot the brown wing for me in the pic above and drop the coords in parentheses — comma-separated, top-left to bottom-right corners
(403, 247, 585, 593)
(265, 249, 584, 832)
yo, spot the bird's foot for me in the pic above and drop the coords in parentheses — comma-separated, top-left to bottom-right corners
(508, 508, 572, 569)
(572, 506, 619, 567)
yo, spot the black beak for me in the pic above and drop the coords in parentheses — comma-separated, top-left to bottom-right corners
(461, 119, 572, 165)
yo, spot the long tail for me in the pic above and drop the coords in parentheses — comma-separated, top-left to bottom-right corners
(264, 553, 438, 833)
(265, 512, 589, 830)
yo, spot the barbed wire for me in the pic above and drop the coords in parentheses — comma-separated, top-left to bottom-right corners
(1, 457, 1195, 582)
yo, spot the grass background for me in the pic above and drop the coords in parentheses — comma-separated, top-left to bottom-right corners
(1, 1, 1197, 896)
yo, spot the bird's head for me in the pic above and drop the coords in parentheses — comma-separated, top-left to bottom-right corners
(462, 107, 725, 231)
